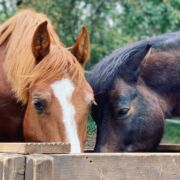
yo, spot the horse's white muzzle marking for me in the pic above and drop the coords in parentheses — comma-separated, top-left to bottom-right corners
(51, 78, 81, 153)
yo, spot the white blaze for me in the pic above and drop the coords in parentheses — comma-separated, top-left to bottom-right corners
(51, 79, 81, 153)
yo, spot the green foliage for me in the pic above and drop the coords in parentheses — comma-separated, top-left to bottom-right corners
(2, 0, 180, 67)
(118, 0, 180, 44)
(1, 0, 180, 67)
(87, 115, 96, 135)
(18, 0, 122, 67)
(164, 122, 180, 144)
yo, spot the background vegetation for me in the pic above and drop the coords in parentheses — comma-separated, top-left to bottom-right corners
(1, 0, 180, 143)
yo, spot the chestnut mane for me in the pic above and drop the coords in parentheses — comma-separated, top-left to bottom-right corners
(0, 9, 84, 104)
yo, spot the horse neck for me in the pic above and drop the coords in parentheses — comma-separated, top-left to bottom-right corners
(140, 82, 180, 118)
(140, 50, 180, 117)
(0, 40, 25, 141)
(0, 40, 13, 96)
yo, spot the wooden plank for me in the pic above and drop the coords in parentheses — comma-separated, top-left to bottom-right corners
(158, 144, 180, 152)
(0, 153, 25, 180)
(0, 143, 70, 154)
(85, 144, 180, 152)
(0, 158, 3, 180)
(52, 153, 180, 180)
(85, 144, 180, 153)
(25, 154, 54, 180)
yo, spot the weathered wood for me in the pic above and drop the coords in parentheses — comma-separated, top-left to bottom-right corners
(158, 144, 180, 152)
(0, 145, 179, 180)
(0, 158, 3, 180)
(25, 154, 54, 180)
(0, 153, 25, 180)
(0, 143, 70, 154)
(52, 153, 180, 180)
(85, 144, 180, 152)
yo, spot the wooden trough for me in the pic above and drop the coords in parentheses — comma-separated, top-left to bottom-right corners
(0, 143, 180, 180)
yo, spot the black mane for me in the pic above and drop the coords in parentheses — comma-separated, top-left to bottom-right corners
(87, 31, 180, 95)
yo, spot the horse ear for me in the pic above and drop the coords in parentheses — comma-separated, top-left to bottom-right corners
(32, 21, 50, 63)
(69, 26, 90, 67)
(122, 44, 151, 81)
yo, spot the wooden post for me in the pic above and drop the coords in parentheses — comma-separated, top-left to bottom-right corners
(0, 153, 25, 180)
(25, 154, 54, 180)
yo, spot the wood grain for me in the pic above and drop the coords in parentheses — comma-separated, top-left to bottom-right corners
(52, 153, 180, 180)
(0, 153, 25, 180)
(0, 143, 70, 154)
(25, 154, 54, 180)
(0, 144, 179, 179)
(158, 144, 180, 152)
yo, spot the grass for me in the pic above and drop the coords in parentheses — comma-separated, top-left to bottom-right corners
(163, 119, 180, 144)
(88, 117, 180, 144)
(87, 115, 96, 135)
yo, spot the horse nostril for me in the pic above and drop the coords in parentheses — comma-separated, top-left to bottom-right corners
(94, 144, 109, 152)
(94, 143, 101, 152)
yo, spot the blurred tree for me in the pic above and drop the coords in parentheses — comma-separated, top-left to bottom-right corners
(119, 0, 180, 42)
(1, 0, 180, 68)
(19, 0, 121, 67)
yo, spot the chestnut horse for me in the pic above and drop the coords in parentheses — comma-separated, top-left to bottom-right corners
(0, 9, 94, 153)
(88, 32, 180, 152)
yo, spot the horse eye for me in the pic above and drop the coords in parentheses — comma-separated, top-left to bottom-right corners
(117, 108, 129, 117)
(33, 99, 46, 114)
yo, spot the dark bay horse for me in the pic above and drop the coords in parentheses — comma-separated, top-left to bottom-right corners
(0, 9, 94, 153)
(87, 32, 180, 152)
